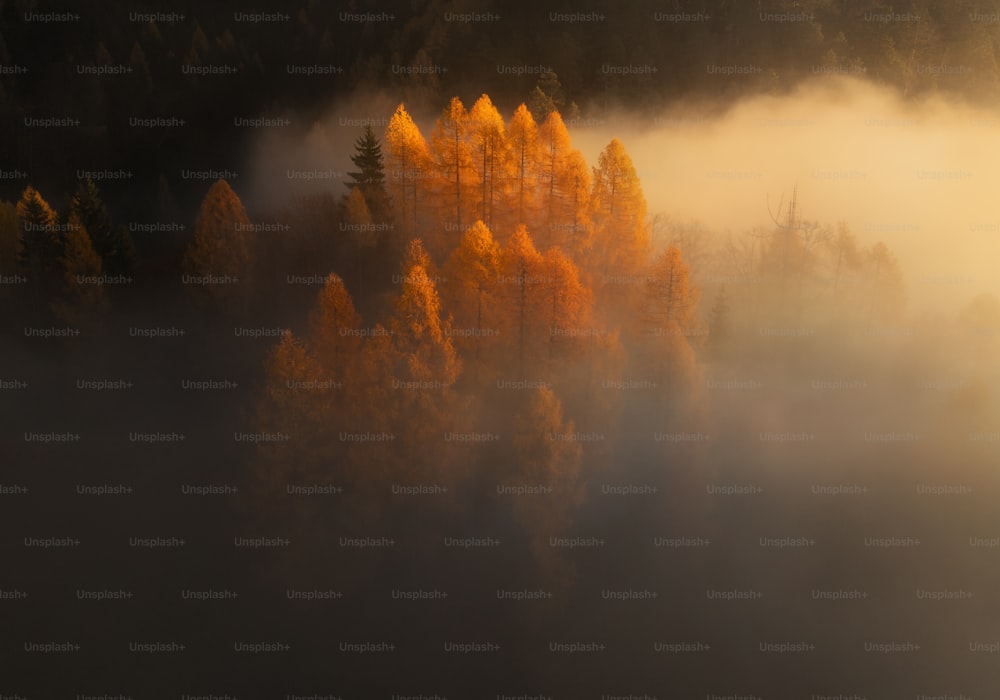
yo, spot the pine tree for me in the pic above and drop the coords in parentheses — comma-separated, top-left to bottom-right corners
(345, 124, 389, 220)
(70, 178, 137, 277)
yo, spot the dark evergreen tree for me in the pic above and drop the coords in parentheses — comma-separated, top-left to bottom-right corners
(345, 125, 389, 220)
(70, 179, 137, 277)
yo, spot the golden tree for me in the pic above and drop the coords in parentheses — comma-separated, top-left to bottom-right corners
(467, 94, 508, 232)
(431, 97, 473, 253)
(441, 220, 503, 382)
(506, 104, 540, 228)
(590, 138, 650, 280)
(181, 179, 252, 304)
(384, 103, 432, 232)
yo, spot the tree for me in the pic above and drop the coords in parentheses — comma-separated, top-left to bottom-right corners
(467, 94, 508, 232)
(538, 111, 572, 233)
(442, 221, 503, 382)
(500, 225, 545, 375)
(510, 386, 584, 580)
(431, 97, 473, 248)
(591, 138, 650, 281)
(345, 124, 390, 221)
(534, 111, 595, 253)
(527, 70, 565, 122)
(308, 273, 362, 376)
(506, 104, 540, 228)
(52, 212, 106, 321)
(539, 247, 593, 368)
(16, 186, 62, 305)
(641, 245, 701, 410)
(181, 179, 252, 305)
(384, 104, 432, 232)
(644, 245, 700, 334)
(390, 239, 461, 387)
(70, 178, 137, 277)
(342, 187, 376, 248)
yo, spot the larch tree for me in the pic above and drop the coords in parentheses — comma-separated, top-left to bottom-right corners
(431, 97, 473, 251)
(16, 186, 62, 305)
(390, 239, 461, 387)
(500, 224, 545, 375)
(537, 111, 572, 235)
(342, 187, 376, 248)
(181, 179, 252, 304)
(557, 148, 594, 255)
(441, 220, 503, 381)
(591, 138, 650, 281)
(387, 240, 463, 484)
(308, 273, 363, 377)
(506, 104, 540, 228)
(384, 104, 432, 232)
(467, 94, 508, 232)
(539, 246, 593, 369)
(52, 212, 106, 322)
(255, 330, 328, 493)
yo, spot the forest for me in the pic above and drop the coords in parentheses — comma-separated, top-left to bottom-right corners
(6, 2, 1000, 696)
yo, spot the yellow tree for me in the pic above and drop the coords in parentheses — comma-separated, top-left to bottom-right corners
(506, 104, 540, 228)
(342, 187, 376, 248)
(390, 239, 462, 387)
(388, 240, 463, 484)
(441, 220, 503, 382)
(308, 273, 362, 376)
(254, 330, 328, 494)
(590, 139, 650, 281)
(537, 111, 572, 237)
(539, 246, 593, 370)
(558, 149, 594, 256)
(500, 224, 545, 375)
(384, 103, 432, 232)
(16, 186, 61, 304)
(181, 179, 252, 304)
(467, 94, 508, 233)
(431, 97, 473, 253)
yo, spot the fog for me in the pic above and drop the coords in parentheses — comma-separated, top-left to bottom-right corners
(251, 76, 1000, 316)
(9, 74, 1000, 695)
